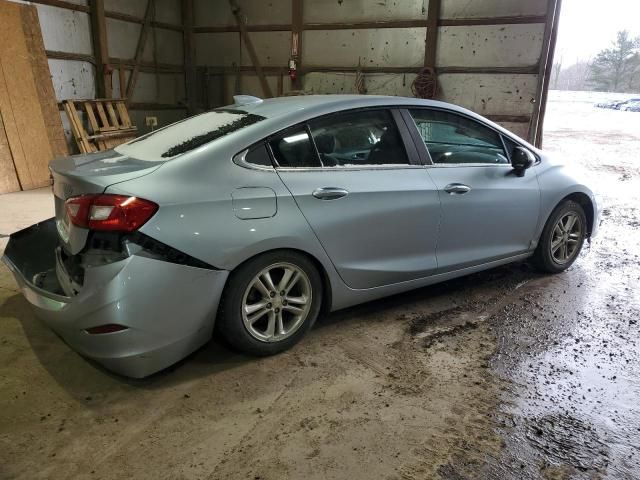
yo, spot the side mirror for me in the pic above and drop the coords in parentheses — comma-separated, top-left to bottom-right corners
(511, 146, 535, 177)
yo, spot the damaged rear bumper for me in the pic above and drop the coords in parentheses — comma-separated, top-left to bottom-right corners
(1, 218, 229, 378)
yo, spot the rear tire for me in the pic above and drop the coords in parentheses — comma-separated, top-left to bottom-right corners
(532, 200, 587, 273)
(217, 250, 323, 356)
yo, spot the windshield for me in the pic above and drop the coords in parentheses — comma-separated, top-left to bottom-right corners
(115, 109, 266, 161)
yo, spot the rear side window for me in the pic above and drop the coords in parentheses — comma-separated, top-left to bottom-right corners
(269, 128, 321, 168)
(244, 143, 273, 167)
(115, 109, 266, 161)
(308, 110, 410, 166)
(409, 109, 509, 165)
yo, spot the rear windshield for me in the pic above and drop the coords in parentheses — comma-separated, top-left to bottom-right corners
(115, 109, 265, 161)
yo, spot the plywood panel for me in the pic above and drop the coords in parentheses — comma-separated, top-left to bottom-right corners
(0, 63, 32, 189)
(22, 5, 69, 159)
(0, 112, 20, 194)
(0, 1, 55, 189)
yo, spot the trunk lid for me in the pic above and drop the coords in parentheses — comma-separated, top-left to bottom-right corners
(50, 150, 163, 254)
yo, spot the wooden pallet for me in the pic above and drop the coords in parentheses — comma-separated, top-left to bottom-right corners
(63, 98, 138, 154)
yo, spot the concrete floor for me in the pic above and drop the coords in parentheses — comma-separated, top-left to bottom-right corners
(1, 92, 639, 479)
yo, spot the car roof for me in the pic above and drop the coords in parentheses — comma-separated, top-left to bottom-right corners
(117, 94, 535, 162)
(227, 94, 463, 121)
(222, 94, 533, 148)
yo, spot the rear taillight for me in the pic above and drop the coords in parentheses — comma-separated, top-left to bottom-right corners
(65, 194, 158, 232)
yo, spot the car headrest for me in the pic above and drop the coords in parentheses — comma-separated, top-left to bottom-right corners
(314, 134, 336, 154)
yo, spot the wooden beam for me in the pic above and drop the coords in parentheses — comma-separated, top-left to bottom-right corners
(190, 15, 547, 34)
(439, 15, 547, 26)
(128, 102, 188, 110)
(194, 24, 291, 33)
(291, 0, 303, 90)
(45, 50, 95, 64)
(424, 0, 441, 68)
(90, 0, 111, 98)
(118, 63, 126, 98)
(28, 1, 182, 31)
(125, 0, 155, 101)
(204, 65, 539, 75)
(45, 50, 183, 73)
(228, 0, 273, 98)
(58, 101, 187, 111)
(437, 65, 539, 75)
(300, 65, 540, 75)
(486, 115, 531, 123)
(530, 0, 563, 147)
(109, 57, 184, 74)
(29, 0, 90, 13)
(182, 0, 197, 114)
(104, 10, 182, 32)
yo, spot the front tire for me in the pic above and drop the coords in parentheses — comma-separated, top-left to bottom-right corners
(532, 200, 587, 273)
(217, 251, 323, 356)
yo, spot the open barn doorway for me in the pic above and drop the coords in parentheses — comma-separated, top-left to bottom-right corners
(536, 0, 640, 475)
(543, 0, 639, 191)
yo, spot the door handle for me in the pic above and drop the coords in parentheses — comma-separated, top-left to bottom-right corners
(444, 183, 471, 195)
(312, 187, 349, 200)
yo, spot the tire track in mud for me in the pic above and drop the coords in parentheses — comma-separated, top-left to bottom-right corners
(376, 267, 554, 478)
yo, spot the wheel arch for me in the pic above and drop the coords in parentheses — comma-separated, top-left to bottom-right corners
(221, 247, 334, 316)
(562, 192, 595, 236)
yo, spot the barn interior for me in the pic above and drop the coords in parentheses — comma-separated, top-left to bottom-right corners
(0, 1, 639, 479)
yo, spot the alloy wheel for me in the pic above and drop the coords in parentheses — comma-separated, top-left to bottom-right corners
(241, 262, 312, 342)
(550, 212, 583, 265)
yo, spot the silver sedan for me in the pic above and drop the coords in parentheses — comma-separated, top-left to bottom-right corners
(2, 95, 602, 377)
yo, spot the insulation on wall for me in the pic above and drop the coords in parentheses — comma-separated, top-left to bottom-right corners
(193, 0, 560, 145)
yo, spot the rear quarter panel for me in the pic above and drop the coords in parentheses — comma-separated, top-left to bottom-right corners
(105, 146, 326, 271)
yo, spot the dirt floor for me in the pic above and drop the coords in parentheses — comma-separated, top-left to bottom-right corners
(1, 91, 639, 480)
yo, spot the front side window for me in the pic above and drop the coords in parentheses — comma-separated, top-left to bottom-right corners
(409, 109, 509, 165)
(308, 110, 410, 167)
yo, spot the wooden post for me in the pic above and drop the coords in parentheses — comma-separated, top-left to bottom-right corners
(118, 62, 126, 98)
(423, 0, 441, 67)
(229, 0, 273, 98)
(291, 0, 303, 91)
(125, 0, 155, 101)
(530, 0, 563, 147)
(90, 0, 111, 98)
(182, 0, 197, 114)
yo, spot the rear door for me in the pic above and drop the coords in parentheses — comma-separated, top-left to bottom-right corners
(273, 108, 441, 290)
(404, 108, 540, 272)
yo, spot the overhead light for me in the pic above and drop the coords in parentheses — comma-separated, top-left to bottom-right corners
(283, 133, 308, 144)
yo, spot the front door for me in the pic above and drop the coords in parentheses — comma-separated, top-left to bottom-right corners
(405, 108, 541, 272)
(272, 108, 441, 289)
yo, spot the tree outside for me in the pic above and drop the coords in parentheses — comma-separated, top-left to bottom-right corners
(552, 30, 640, 93)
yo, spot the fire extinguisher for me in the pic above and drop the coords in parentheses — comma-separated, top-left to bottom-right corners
(289, 59, 297, 83)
